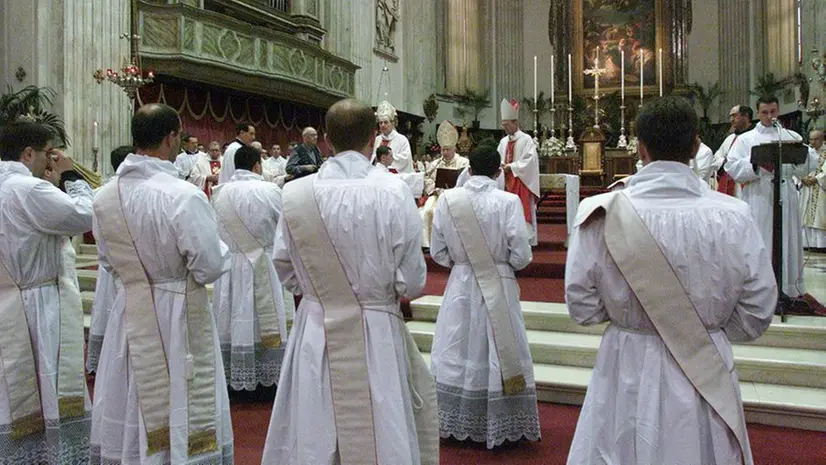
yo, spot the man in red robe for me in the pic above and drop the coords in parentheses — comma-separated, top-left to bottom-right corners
(497, 99, 540, 246)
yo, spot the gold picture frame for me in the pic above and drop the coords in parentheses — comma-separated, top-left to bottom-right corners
(572, 0, 668, 96)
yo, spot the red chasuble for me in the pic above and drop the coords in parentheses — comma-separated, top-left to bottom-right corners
(716, 134, 740, 197)
(381, 139, 390, 147)
(504, 139, 536, 223)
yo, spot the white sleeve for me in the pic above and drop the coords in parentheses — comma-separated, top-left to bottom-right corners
(564, 217, 608, 325)
(724, 137, 761, 183)
(506, 197, 532, 271)
(429, 195, 452, 268)
(23, 179, 94, 236)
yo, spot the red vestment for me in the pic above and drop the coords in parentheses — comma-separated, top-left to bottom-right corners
(504, 139, 536, 224)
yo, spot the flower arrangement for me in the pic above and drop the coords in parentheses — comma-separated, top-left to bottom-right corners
(424, 139, 441, 155)
(627, 137, 638, 155)
(539, 137, 567, 158)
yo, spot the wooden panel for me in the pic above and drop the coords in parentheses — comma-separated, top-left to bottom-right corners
(605, 149, 637, 184)
(546, 156, 577, 175)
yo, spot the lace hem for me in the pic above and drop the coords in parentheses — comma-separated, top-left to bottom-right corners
(436, 382, 541, 449)
(90, 443, 234, 465)
(86, 334, 104, 373)
(221, 344, 285, 391)
(0, 415, 91, 465)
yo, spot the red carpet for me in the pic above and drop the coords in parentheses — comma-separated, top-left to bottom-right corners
(225, 393, 826, 464)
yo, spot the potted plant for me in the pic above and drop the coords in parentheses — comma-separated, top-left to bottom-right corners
(689, 81, 725, 123)
(0, 85, 69, 145)
(455, 88, 490, 130)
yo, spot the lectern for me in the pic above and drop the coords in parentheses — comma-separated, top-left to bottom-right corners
(750, 141, 809, 322)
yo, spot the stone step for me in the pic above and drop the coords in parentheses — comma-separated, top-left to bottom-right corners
(78, 244, 97, 256)
(410, 295, 826, 351)
(418, 352, 826, 432)
(406, 320, 826, 390)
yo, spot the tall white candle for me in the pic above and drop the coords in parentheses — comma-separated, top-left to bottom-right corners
(533, 55, 538, 104)
(551, 54, 555, 105)
(93, 121, 99, 149)
(568, 53, 574, 107)
(621, 49, 625, 104)
(658, 48, 663, 97)
(594, 47, 599, 96)
(640, 49, 644, 104)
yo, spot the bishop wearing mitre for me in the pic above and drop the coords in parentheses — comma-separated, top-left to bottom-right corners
(498, 99, 540, 246)
(420, 120, 469, 249)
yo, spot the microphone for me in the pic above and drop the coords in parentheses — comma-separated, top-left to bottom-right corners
(771, 117, 781, 128)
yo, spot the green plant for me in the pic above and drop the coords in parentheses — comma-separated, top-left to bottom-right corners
(522, 91, 550, 118)
(0, 85, 69, 145)
(750, 73, 784, 100)
(423, 93, 439, 123)
(689, 81, 725, 122)
(456, 88, 491, 123)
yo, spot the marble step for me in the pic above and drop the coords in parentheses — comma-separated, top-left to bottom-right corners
(417, 353, 826, 432)
(78, 244, 98, 256)
(410, 295, 826, 351)
(406, 320, 826, 390)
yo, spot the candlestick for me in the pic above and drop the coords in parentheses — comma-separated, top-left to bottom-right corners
(533, 55, 538, 104)
(92, 147, 100, 174)
(621, 49, 625, 105)
(640, 49, 644, 104)
(568, 53, 574, 107)
(658, 48, 663, 97)
(551, 55, 555, 105)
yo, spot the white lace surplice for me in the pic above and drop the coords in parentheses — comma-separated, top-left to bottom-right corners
(0, 161, 94, 464)
(211, 169, 292, 391)
(90, 154, 234, 465)
(429, 176, 540, 448)
(565, 162, 777, 465)
(261, 151, 427, 465)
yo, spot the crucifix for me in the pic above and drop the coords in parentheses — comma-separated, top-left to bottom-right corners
(583, 48, 608, 128)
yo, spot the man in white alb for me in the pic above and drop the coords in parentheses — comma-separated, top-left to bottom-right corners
(712, 105, 754, 196)
(211, 145, 292, 391)
(373, 100, 414, 173)
(429, 143, 540, 448)
(499, 99, 540, 246)
(566, 96, 777, 465)
(262, 98, 438, 465)
(90, 103, 233, 464)
(374, 145, 394, 172)
(190, 141, 224, 199)
(218, 122, 256, 184)
(724, 95, 820, 297)
(174, 134, 204, 180)
(799, 130, 826, 249)
(0, 120, 94, 464)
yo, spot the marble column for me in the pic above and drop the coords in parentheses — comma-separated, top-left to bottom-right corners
(63, 0, 132, 177)
(402, 0, 437, 113)
(494, 0, 524, 115)
(718, 0, 751, 111)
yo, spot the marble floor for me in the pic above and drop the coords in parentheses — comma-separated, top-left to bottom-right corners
(802, 251, 826, 322)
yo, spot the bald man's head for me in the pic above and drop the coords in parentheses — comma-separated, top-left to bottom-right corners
(132, 103, 182, 155)
(325, 99, 376, 154)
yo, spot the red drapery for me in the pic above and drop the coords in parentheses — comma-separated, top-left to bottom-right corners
(137, 82, 331, 155)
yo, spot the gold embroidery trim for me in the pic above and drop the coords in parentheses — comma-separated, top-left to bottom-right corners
(502, 374, 526, 396)
(11, 411, 45, 440)
(58, 395, 86, 419)
(146, 426, 171, 455)
(188, 428, 218, 456)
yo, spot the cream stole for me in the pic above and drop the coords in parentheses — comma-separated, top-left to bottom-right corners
(578, 191, 751, 464)
(212, 185, 286, 344)
(443, 188, 526, 394)
(94, 181, 218, 457)
(282, 176, 439, 465)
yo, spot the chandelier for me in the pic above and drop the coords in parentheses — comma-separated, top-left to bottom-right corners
(799, 95, 824, 126)
(94, 33, 154, 100)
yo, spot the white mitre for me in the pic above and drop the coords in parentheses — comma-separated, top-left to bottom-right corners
(376, 100, 397, 122)
(436, 120, 459, 148)
(500, 98, 519, 121)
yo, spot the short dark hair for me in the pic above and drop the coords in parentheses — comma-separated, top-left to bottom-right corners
(234, 145, 261, 172)
(182, 133, 196, 144)
(326, 99, 376, 152)
(736, 105, 754, 120)
(132, 103, 181, 150)
(469, 143, 501, 177)
(0, 121, 55, 161)
(110, 145, 133, 172)
(635, 96, 698, 163)
(376, 145, 392, 159)
(236, 122, 253, 135)
(756, 95, 779, 109)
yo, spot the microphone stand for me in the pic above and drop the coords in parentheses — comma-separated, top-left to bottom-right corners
(772, 119, 787, 322)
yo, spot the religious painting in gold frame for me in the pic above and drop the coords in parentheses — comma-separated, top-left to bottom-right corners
(572, 0, 667, 95)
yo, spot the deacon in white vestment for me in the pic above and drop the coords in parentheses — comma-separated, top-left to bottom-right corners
(429, 145, 540, 448)
(724, 97, 820, 297)
(799, 130, 826, 248)
(566, 98, 777, 465)
(499, 99, 540, 247)
(263, 144, 290, 186)
(710, 105, 754, 197)
(0, 121, 94, 464)
(373, 100, 414, 173)
(174, 134, 203, 180)
(419, 121, 469, 248)
(689, 142, 714, 185)
(211, 146, 292, 390)
(262, 99, 436, 465)
(87, 145, 133, 373)
(91, 104, 233, 465)
(217, 122, 255, 184)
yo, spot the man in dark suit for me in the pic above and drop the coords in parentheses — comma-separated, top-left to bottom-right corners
(286, 127, 323, 180)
